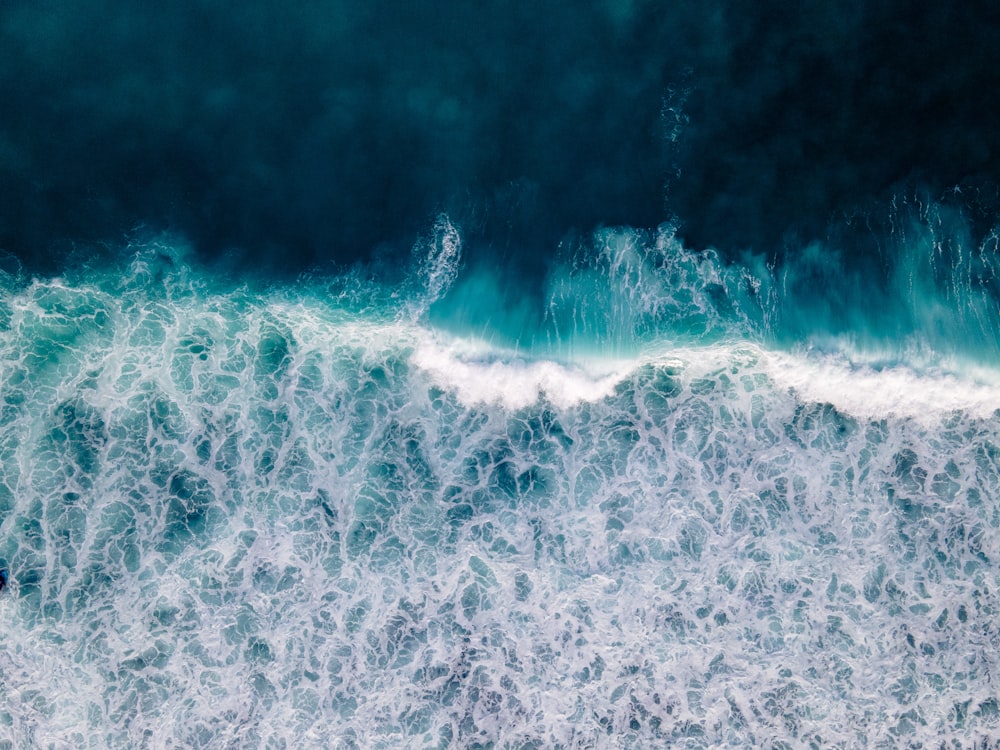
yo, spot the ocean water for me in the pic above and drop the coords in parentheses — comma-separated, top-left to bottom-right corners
(3, 2, 1000, 748)
(1, 221, 999, 748)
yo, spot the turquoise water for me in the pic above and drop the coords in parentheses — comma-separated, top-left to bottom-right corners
(1, 222, 999, 747)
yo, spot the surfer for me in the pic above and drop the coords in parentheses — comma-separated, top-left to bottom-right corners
(0, 569, 7, 592)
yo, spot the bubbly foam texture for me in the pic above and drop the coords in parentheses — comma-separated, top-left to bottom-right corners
(410, 335, 632, 409)
(765, 349, 1000, 423)
(1, 252, 999, 747)
(415, 333, 1000, 423)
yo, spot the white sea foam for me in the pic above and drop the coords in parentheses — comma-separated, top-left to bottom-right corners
(764, 349, 1000, 422)
(410, 333, 633, 409)
(1, 268, 999, 748)
(410, 330, 1000, 423)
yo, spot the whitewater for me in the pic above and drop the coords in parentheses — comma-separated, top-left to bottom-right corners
(0, 219, 998, 748)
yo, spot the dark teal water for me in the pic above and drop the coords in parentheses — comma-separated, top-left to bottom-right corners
(2, 2, 1000, 747)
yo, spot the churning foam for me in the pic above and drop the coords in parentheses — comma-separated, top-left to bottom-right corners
(409, 328, 1000, 423)
(410, 333, 633, 409)
(2, 254, 1000, 748)
(765, 349, 1000, 423)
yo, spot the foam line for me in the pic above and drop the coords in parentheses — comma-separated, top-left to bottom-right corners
(764, 349, 1000, 422)
(411, 330, 1000, 422)
(410, 334, 633, 409)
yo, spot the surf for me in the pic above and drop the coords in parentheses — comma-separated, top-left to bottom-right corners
(0, 217, 998, 745)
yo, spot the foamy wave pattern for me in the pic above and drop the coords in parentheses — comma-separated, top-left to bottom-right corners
(1, 251, 999, 748)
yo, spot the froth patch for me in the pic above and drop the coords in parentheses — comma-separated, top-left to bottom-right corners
(765, 349, 1000, 422)
(413, 332, 1000, 420)
(410, 335, 631, 409)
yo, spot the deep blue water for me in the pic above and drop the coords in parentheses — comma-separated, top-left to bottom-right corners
(2, 2, 1000, 747)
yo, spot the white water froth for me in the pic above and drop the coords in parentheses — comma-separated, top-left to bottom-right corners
(1, 265, 999, 747)
(412, 330, 1000, 423)
(404, 213, 463, 322)
(410, 334, 634, 409)
(766, 349, 1000, 423)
